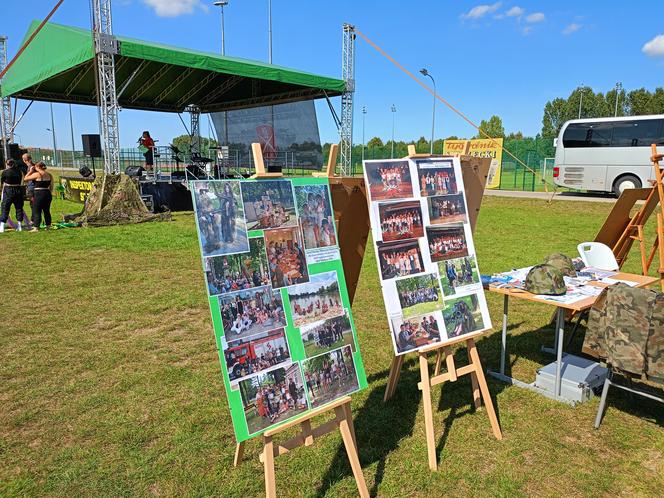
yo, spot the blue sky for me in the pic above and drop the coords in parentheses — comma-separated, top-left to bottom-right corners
(2, 0, 664, 149)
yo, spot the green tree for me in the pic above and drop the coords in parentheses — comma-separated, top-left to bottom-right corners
(541, 98, 568, 138)
(474, 115, 504, 139)
(367, 136, 384, 148)
(506, 131, 524, 140)
(171, 134, 219, 153)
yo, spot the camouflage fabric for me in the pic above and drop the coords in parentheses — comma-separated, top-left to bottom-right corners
(543, 252, 577, 277)
(73, 173, 170, 227)
(583, 283, 664, 383)
(525, 264, 567, 295)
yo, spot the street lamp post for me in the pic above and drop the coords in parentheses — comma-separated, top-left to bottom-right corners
(268, 0, 272, 63)
(390, 104, 396, 158)
(614, 82, 622, 117)
(49, 102, 58, 168)
(69, 103, 76, 168)
(213, 1, 229, 55)
(361, 106, 367, 162)
(578, 84, 584, 119)
(420, 68, 436, 154)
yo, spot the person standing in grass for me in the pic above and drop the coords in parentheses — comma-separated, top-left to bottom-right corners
(23, 161, 53, 232)
(0, 159, 25, 233)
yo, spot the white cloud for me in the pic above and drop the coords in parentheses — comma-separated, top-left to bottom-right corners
(642, 34, 664, 57)
(525, 12, 545, 23)
(142, 0, 204, 17)
(506, 6, 524, 17)
(563, 23, 582, 35)
(461, 2, 502, 20)
(522, 26, 533, 35)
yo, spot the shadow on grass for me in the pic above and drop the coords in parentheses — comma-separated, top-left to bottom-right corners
(314, 365, 422, 498)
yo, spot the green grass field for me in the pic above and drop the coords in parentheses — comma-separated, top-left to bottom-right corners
(1, 194, 663, 497)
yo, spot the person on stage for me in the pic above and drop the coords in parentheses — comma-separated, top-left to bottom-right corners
(0, 159, 26, 233)
(23, 161, 53, 231)
(139, 131, 155, 170)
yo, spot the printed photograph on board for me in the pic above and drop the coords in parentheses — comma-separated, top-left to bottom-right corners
(224, 328, 290, 383)
(442, 294, 485, 339)
(287, 271, 344, 327)
(241, 179, 297, 230)
(300, 310, 355, 358)
(426, 223, 469, 262)
(204, 237, 270, 296)
(364, 160, 413, 201)
(377, 239, 425, 280)
(390, 312, 443, 354)
(378, 200, 424, 242)
(219, 286, 287, 340)
(427, 193, 467, 225)
(294, 184, 337, 250)
(193, 181, 249, 257)
(395, 272, 444, 318)
(302, 345, 359, 409)
(264, 227, 310, 289)
(239, 364, 308, 435)
(416, 160, 458, 196)
(438, 255, 480, 296)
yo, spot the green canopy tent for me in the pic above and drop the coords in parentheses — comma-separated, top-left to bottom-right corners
(1, 21, 345, 112)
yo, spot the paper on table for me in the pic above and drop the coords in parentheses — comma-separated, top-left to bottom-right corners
(600, 277, 639, 287)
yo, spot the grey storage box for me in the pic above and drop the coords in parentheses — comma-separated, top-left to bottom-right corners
(535, 354, 608, 404)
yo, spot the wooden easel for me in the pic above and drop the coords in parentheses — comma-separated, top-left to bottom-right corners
(646, 144, 664, 290)
(601, 144, 664, 289)
(233, 144, 368, 498)
(382, 146, 502, 471)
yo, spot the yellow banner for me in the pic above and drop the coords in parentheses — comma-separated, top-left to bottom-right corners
(443, 138, 504, 189)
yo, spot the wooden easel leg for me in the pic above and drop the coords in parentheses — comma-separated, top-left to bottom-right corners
(418, 352, 438, 471)
(336, 404, 370, 498)
(263, 436, 277, 498)
(233, 442, 245, 467)
(467, 339, 502, 440)
(383, 354, 404, 402)
(637, 225, 648, 276)
(342, 401, 358, 450)
(466, 347, 482, 409)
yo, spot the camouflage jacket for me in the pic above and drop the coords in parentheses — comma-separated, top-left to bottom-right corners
(582, 283, 664, 383)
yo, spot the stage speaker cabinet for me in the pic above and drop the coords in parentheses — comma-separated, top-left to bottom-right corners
(82, 134, 102, 158)
(125, 166, 145, 178)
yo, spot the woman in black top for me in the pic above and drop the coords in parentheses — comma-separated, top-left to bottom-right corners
(24, 161, 53, 231)
(0, 159, 26, 233)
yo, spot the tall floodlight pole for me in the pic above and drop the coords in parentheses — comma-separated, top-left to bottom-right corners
(614, 82, 622, 117)
(268, 0, 273, 63)
(90, 0, 121, 174)
(213, 1, 228, 55)
(68, 104, 76, 167)
(339, 24, 356, 176)
(361, 106, 367, 162)
(214, 1, 230, 146)
(49, 103, 58, 167)
(578, 84, 584, 119)
(390, 104, 396, 158)
(420, 68, 436, 154)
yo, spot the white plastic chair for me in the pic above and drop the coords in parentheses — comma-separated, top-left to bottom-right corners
(577, 242, 619, 271)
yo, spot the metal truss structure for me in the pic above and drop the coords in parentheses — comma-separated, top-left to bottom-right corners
(90, 0, 121, 174)
(339, 23, 356, 177)
(0, 36, 13, 162)
(185, 104, 201, 154)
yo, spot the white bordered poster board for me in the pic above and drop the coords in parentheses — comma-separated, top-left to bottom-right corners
(363, 157, 492, 355)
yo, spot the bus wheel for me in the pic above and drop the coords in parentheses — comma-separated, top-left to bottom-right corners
(613, 175, 642, 197)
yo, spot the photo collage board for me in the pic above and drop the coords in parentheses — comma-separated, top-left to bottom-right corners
(363, 157, 492, 356)
(191, 177, 367, 442)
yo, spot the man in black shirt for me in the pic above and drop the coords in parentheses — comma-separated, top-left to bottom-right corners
(0, 159, 25, 232)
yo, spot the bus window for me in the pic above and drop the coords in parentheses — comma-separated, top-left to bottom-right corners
(563, 122, 612, 147)
(611, 119, 664, 147)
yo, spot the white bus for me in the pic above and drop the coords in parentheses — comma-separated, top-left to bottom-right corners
(553, 115, 664, 195)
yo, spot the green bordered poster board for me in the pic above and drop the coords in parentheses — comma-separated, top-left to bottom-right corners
(191, 177, 367, 442)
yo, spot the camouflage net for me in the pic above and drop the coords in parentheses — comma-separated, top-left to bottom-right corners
(73, 173, 171, 227)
